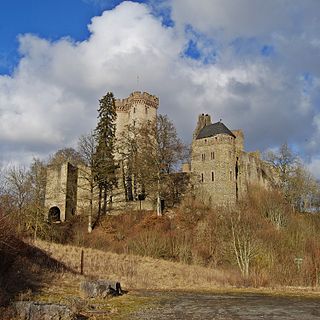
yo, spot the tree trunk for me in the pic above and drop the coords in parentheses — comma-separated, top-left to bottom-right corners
(156, 175, 162, 216)
(88, 185, 93, 233)
(103, 186, 107, 215)
(98, 187, 102, 216)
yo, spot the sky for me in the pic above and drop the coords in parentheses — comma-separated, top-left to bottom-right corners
(0, 0, 320, 176)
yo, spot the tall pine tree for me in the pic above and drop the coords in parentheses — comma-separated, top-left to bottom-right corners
(94, 92, 117, 216)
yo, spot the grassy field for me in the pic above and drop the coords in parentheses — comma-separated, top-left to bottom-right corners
(3, 239, 318, 319)
(34, 239, 231, 291)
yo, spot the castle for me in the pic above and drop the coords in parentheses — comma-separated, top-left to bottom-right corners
(190, 114, 276, 206)
(44, 91, 276, 221)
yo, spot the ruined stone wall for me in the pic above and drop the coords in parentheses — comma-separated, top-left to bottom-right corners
(191, 134, 237, 206)
(45, 163, 77, 221)
(237, 151, 278, 199)
(45, 164, 68, 221)
(232, 129, 244, 152)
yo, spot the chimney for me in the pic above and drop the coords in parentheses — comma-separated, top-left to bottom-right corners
(193, 113, 212, 139)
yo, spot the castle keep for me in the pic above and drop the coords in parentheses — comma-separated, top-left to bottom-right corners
(45, 91, 276, 221)
(190, 114, 276, 206)
(114, 91, 158, 143)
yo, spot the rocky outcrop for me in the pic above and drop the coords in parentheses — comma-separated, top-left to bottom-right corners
(14, 301, 76, 320)
(80, 280, 123, 298)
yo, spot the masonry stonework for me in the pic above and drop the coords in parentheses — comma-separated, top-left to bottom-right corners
(45, 162, 77, 221)
(45, 91, 159, 219)
(190, 114, 277, 207)
(44, 91, 278, 219)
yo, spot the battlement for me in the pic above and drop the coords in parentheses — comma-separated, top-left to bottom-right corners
(115, 91, 159, 111)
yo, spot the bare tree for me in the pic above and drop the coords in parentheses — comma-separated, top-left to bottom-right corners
(77, 131, 97, 233)
(265, 143, 319, 212)
(228, 205, 264, 278)
(265, 143, 296, 189)
(48, 147, 83, 167)
(133, 115, 185, 215)
(5, 166, 30, 221)
(27, 158, 47, 239)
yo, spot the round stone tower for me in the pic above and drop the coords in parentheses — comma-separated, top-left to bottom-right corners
(114, 91, 159, 140)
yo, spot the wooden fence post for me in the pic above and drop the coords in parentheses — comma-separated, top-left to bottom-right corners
(80, 250, 84, 275)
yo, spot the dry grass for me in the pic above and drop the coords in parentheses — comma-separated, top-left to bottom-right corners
(34, 239, 232, 291)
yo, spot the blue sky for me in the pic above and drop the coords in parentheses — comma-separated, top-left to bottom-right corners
(0, 0, 145, 74)
(0, 0, 320, 176)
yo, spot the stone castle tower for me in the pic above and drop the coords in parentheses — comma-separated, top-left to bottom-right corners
(191, 114, 277, 206)
(114, 91, 159, 142)
(113, 91, 159, 205)
(44, 91, 159, 221)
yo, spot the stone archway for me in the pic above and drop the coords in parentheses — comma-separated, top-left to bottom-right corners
(48, 206, 61, 222)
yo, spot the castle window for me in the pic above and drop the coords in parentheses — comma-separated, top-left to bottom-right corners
(133, 120, 136, 126)
(201, 153, 206, 161)
(145, 106, 148, 114)
(211, 171, 215, 182)
(133, 107, 136, 113)
(201, 173, 204, 183)
(211, 151, 215, 160)
(230, 170, 233, 181)
(205, 139, 207, 144)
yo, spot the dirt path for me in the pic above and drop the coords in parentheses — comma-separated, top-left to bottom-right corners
(127, 290, 320, 320)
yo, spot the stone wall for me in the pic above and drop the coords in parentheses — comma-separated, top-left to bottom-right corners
(191, 114, 278, 207)
(114, 91, 158, 141)
(45, 163, 78, 221)
(191, 134, 237, 206)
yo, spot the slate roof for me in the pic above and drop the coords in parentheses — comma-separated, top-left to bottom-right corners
(196, 122, 236, 139)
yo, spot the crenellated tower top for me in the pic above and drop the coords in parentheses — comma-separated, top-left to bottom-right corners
(115, 91, 159, 112)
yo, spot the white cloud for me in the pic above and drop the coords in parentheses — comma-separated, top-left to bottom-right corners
(0, 0, 320, 178)
(170, 0, 320, 38)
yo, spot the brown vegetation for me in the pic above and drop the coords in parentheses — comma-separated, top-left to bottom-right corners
(44, 187, 320, 289)
(35, 239, 230, 290)
(0, 213, 73, 308)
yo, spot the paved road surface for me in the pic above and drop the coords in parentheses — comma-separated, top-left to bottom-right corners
(130, 291, 320, 320)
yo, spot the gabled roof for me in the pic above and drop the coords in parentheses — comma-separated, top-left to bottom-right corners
(196, 122, 236, 139)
